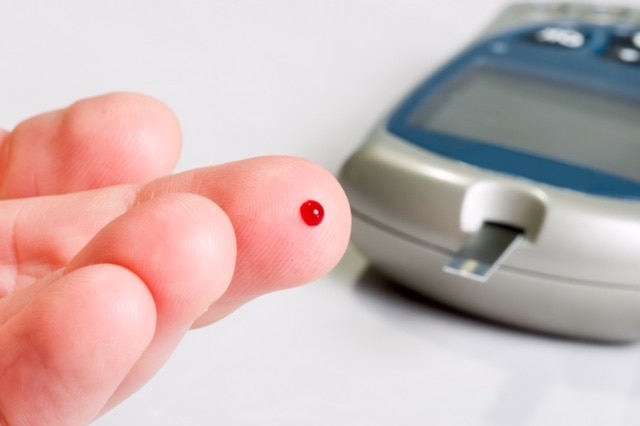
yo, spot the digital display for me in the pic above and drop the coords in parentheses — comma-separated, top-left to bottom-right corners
(410, 68, 640, 182)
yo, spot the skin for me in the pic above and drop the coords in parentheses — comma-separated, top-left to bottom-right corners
(0, 93, 352, 425)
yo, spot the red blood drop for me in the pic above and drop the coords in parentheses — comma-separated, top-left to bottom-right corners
(300, 200, 324, 226)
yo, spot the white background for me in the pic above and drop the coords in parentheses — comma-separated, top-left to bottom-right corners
(3, 1, 640, 425)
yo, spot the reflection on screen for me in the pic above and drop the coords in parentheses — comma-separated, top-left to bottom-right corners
(410, 68, 640, 182)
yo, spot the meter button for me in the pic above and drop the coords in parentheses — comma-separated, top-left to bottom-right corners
(529, 26, 587, 49)
(617, 47, 640, 64)
(607, 33, 640, 65)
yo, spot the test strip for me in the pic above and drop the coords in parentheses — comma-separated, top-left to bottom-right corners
(444, 222, 523, 282)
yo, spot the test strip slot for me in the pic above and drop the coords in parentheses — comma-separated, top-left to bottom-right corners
(444, 222, 524, 282)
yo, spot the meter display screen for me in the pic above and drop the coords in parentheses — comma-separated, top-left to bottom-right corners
(410, 67, 640, 182)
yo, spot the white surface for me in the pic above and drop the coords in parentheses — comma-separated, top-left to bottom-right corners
(3, 1, 640, 425)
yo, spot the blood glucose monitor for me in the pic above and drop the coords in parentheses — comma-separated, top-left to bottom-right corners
(340, 3, 640, 341)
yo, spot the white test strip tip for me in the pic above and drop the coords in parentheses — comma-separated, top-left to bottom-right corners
(444, 222, 523, 282)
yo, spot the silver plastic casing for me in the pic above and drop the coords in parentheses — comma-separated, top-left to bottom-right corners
(341, 128, 640, 342)
(340, 3, 640, 342)
(479, 3, 640, 38)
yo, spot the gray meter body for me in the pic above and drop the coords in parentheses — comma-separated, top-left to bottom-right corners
(340, 3, 640, 342)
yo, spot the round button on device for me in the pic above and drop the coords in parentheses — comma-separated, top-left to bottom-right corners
(617, 47, 640, 63)
(533, 26, 586, 48)
(606, 31, 640, 66)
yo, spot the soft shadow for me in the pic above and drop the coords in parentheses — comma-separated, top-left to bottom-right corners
(352, 266, 640, 425)
(352, 265, 634, 347)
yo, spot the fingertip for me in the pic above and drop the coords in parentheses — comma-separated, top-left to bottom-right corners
(267, 156, 352, 282)
(67, 191, 237, 328)
(30, 264, 157, 372)
(178, 156, 352, 325)
(0, 92, 182, 198)
(0, 264, 157, 425)
(278, 157, 352, 284)
(59, 92, 182, 181)
(60, 193, 238, 412)
(204, 156, 351, 287)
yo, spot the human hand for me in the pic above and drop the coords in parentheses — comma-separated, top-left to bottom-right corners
(0, 93, 351, 425)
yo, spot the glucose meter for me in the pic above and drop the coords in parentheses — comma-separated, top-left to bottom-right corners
(340, 3, 640, 341)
